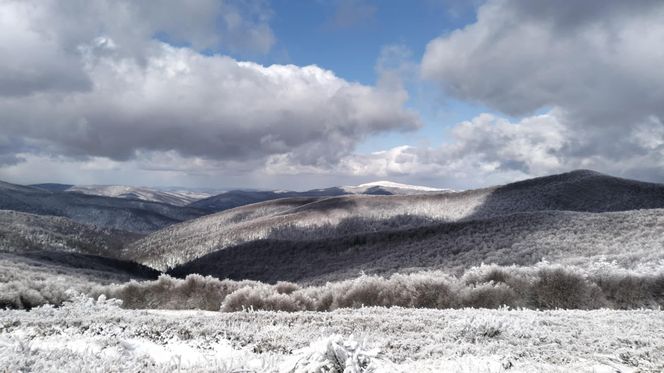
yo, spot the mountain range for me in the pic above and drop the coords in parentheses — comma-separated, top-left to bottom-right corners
(126, 170, 664, 271)
(31, 183, 214, 206)
(2, 170, 663, 286)
(188, 180, 452, 213)
(29, 180, 449, 213)
(1, 181, 205, 233)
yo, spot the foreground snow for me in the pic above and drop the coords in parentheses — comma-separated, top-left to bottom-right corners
(1, 296, 661, 372)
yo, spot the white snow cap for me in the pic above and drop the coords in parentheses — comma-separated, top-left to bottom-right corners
(355, 180, 445, 192)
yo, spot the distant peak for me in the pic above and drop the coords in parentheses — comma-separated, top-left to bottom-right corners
(352, 180, 446, 192)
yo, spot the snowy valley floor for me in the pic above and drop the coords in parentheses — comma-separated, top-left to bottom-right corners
(1, 297, 662, 372)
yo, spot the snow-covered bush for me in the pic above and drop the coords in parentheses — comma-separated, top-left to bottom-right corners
(101, 274, 262, 310)
(458, 282, 518, 309)
(532, 267, 607, 309)
(283, 335, 386, 373)
(214, 265, 664, 312)
(4, 261, 664, 311)
(221, 285, 315, 312)
(454, 314, 504, 342)
(0, 268, 93, 309)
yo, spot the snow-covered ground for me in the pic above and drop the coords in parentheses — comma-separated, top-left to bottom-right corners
(1, 296, 661, 372)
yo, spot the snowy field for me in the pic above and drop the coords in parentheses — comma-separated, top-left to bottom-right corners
(1, 296, 662, 372)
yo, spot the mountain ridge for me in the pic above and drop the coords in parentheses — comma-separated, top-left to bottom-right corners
(188, 181, 450, 213)
(66, 185, 211, 206)
(127, 170, 664, 271)
(168, 208, 664, 283)
(0, 180, 207, 233)
(0, 210, 142, 258)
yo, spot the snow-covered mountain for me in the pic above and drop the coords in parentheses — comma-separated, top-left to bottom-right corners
(187, 188, 346, 213)
(188, 181, 449, 213)
(170, 208, 664, 284)
(66, 185, 212, 206)
(342, 180, 454, 195)
(31, 180, 448, 215)
(0, 210, 141, 258)
(0, 180, 206, 233)
(127, 170, 664, 271)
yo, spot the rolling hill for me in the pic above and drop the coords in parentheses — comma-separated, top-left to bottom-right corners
(0, 210, 141, 258)
(0, 180, 206, 233)
(187, 189, 345, 213)
(188, 181, 448, 213)
(30, 183, 75, 192)
(32, 183, 213, 206)
(169, 208, 664, 283)
(65, 185, 212, 206)
(128, 170, 664, 271)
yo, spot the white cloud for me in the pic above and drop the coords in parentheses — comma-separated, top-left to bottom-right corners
(3, 0, 664, 188)
(0, 0, 275, 97)
(310, 112, 569, 187)
(419, 0, 664, 183)
(269, 108, 664, 188)
(259, 111, 565, 184)
(421, 0, 664, 121)
(1, 45, 419, 163)
(0, 0, 420, 182)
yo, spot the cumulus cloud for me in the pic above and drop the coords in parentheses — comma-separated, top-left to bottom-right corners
(0, 0, 419, 179)
(270, 107, 664, 188)
(270, 112, 569, 187)
(1, 47, 418, 164)
(422, 0, 664, 120)
(419, 0, 664, 182)
(0, 0, 274, 97)
(3, 0, 663, 188)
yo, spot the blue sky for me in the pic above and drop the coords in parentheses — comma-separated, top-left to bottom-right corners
(266, 0, 474, 82)
(265, 0, 484, 153)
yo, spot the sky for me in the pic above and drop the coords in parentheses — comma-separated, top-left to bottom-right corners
(0, 0, 663, 190)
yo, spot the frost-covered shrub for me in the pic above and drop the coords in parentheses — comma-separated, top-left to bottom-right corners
(4, 260, 664, 311)
(221, 285, 315, 312)
(214, 266, 663, 312)
(58, 293, 123, 315)
(284, 335, 384, 373)
(329, 275, 409, 309)
(461, 264, 534, 307)
(275, 281, 300, 294)
(455, 315, 504, 342)
(533, 267, 606, 309)
(594, 272, 664, 309)
(463, 265, 512, 285)
(458, 282, 518, 309)
(406, 273, 455, 308)
(0, 274, 92, 310)
(101, 274, 262, 310)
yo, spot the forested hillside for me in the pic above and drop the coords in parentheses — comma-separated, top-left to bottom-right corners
(0, 210, 141, 258)
(130, 170, 664, 270)
(0, 180, 206, 233)
(170, 209, 664, 283)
